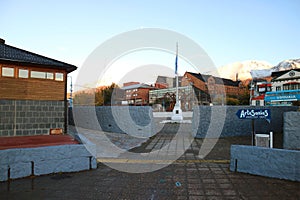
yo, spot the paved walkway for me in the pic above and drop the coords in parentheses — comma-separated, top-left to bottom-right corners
(0, 121, 299, 200)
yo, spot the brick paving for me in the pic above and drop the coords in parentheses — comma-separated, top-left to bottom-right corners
(0, 122, 299, 200)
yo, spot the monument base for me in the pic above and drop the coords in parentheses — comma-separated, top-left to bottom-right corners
(171, 101, 183, 121)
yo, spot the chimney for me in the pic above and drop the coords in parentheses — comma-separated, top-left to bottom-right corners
(0, 38, 5, 44)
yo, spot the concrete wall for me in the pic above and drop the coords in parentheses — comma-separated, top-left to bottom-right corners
(69, 105, 298, 139)
(69, 106, 155, 137)
(0, 144, 97, 182)
(0, 100, 65, 136)
(192, 106, 299, 138)
(283, 112, 300, 150)
(230, 145, 300, 181)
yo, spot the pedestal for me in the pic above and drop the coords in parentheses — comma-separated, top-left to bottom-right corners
(171, 101, 183, 121)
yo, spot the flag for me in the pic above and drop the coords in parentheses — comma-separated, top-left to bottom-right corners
(175, 54, 178, 75)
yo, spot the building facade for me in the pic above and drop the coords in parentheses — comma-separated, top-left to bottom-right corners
(249, 78, 272, 106)
(122, 82, 155, 105)
(149, 85, 195, 111)
(265, 69, 300, 106)
(181, 72, 244, 105)
(0, 39, 76, 136)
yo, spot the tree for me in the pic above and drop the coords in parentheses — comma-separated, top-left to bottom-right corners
(95, 83, 119, 106)
(73, 91, 95, 105)
(73, 83, 120, 106)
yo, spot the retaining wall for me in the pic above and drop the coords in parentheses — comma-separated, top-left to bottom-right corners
(69, 106, 155, 137)
(230, 145, 300, 181)
(0, 100, 65, 136)
(283, 112, 300, 150)
(192, 106, 299, 138)
(69, 106, 298, 139)
(0, 143, 97, 182)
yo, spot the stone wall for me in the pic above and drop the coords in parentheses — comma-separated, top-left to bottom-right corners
(192, 106, 299, 138)
(283, 111, 300, 150)
(0, 144, 97, 181)
(0, 100, 65, 136)
(69, 106, 155, 137)
(230, 145, 300, 181)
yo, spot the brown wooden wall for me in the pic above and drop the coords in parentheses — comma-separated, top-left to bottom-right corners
(182, 72, 244, 97)
(0, 64, 66, 101)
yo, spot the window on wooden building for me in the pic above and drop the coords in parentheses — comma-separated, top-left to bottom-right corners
(55, 73, 64, 81)
(31, 71, 54, 80)
(1, 67, 14, 77)
(18, 69, 29, 78)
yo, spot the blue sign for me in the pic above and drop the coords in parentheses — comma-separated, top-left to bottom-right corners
(236, 109, 271, 122)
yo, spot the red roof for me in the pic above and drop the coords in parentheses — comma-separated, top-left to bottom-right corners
(283, 82, 300, 85)
(258, 83, 272, 87)
(252, 95, 265, 100)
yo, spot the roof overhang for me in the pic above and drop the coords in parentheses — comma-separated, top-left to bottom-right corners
(0, 58, 77, 73)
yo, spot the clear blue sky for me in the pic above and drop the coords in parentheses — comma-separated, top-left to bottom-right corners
(1, 0, 300, 80)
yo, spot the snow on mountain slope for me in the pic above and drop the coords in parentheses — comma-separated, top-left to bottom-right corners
(217, 60, 272, 80)
(218, 59, 300, 80)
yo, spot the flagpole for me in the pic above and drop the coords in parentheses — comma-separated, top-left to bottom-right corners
(176, 42, 179, 104)
(171, 42, 183, 121)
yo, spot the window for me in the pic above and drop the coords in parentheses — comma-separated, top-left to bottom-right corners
(276, 86, 281, 91)
(283, 85, 289, 90)
(256, 100, 260, 106)
(31, 71, 54, 79)
(2, 67, 14, 77)
(55, 73, 64, 81)
(18, 69, 29, 78)
(46, 72, 54, 79)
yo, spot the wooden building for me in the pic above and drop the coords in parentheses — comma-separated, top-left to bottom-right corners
(0, 38, 77, 136)
(122, 82, 155, 105)
(181, 72, 244, 105)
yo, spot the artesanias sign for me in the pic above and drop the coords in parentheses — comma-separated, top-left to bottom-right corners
(236, 109, 271, 122)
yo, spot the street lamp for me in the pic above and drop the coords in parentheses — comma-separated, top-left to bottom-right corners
(68, 76, 73, 107)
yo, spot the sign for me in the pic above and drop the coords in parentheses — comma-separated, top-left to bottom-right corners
(236, 109, 271, 122)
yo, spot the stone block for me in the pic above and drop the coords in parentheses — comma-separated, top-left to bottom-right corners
(283, 112, 300, 150)
(90, 157, 97, 169)
(0, 165, 9, 181)
(230, 145, 300, 181)
(0, 144, 97, 181)
(9, 162, 32, 179)
(34, 157, 90, 176)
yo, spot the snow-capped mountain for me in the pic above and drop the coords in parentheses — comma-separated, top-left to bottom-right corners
(217, 60, 272, 80)
(250, 59, 300, 79)
(272, 59, 300, 72)
(218, 59, 300, 80)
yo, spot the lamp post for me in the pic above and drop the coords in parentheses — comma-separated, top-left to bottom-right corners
(68, 76, 73, 107)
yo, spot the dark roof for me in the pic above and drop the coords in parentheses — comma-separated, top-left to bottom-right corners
(121, 83, 155, 90)
(187, 72, 240, 87)
(0, 39, 77, 73)
(156, 75, 182, 88)
(271, 69, 300, 79)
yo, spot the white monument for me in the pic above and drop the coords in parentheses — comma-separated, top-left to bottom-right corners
(171, 43, 183, 121)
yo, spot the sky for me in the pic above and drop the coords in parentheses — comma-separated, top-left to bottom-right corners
(1, 0, 300, 89)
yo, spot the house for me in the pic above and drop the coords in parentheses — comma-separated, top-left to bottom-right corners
(122, 82, 155, 105)
(0, 38, 77, 136)
(181, 72, 244, 105)
(249, 78, 272, 106)
(271, 69, 300, 91)
(264, 69, 300, 106)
